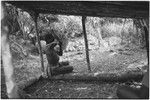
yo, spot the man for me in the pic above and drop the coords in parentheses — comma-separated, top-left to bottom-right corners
(44, 33, 73, 77)
(45, 41, 60, 77)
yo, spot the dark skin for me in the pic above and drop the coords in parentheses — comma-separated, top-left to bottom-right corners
(45, 42, 60, 66)
(32, 33, 66, 76)
(29, 33, 55, 45)
(30, 33, 63, 55)
(45, 41, 62, 77)
(45, 32, 63, 56)
(45, 33, 63, 56)
(45, 41, 71, 77)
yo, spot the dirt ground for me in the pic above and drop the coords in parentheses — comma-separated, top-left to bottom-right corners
(24, 78, 119, 99)
(1, 45, 148, 99)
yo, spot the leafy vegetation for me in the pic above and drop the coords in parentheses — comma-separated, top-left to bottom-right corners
(5, 3, 147, 57)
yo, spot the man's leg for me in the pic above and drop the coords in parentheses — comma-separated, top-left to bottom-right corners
(59, 61, 70, 67)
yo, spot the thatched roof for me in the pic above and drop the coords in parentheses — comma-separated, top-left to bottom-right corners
(4, 1, 149, 18)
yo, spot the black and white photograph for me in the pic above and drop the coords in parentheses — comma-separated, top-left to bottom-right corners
(1, 1, 149, 99)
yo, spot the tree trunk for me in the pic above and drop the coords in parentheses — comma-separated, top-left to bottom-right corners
(50, 69, 145, 82)
(97, 26, 103, 47)
(120, 18, 126, 44)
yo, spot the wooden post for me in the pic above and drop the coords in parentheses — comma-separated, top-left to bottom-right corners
(82, 16, 91, 72)
(34, 13, 44, 72)
(140, 19, 149, 63)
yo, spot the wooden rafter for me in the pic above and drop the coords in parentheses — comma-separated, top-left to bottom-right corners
(5, 1, 149, 18)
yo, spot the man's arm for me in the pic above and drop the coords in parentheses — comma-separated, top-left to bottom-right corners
(57, 41, 63, 56)
(45, 42, 58, 52)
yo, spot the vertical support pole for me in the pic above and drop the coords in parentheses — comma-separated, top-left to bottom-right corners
(82, 16, 91, 72)
(34, 13, 44, 73)
(140, 19, 149, 63)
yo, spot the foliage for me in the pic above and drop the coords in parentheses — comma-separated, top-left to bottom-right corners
(38, 15, 82, 39)
(3, 3, 20, 34)
(8, 6, 145, 47)
(4, 3, 147, 56)
(17, 10, 35, 39)
(39, 14, 59, 24)
(64, 16, 82, 38)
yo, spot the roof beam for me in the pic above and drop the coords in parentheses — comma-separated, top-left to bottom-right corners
(5, 1, 149, 18)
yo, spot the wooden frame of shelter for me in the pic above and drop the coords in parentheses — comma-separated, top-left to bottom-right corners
(1, 1, 149, 98)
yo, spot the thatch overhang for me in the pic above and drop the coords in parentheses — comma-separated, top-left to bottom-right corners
(4, 1, 149, 18)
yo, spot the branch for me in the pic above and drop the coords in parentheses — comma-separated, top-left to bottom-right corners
(10, 39, 28, 57)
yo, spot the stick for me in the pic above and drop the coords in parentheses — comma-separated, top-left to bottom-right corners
(82, 16, 91, 72)
(34, 13, 45, 73)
